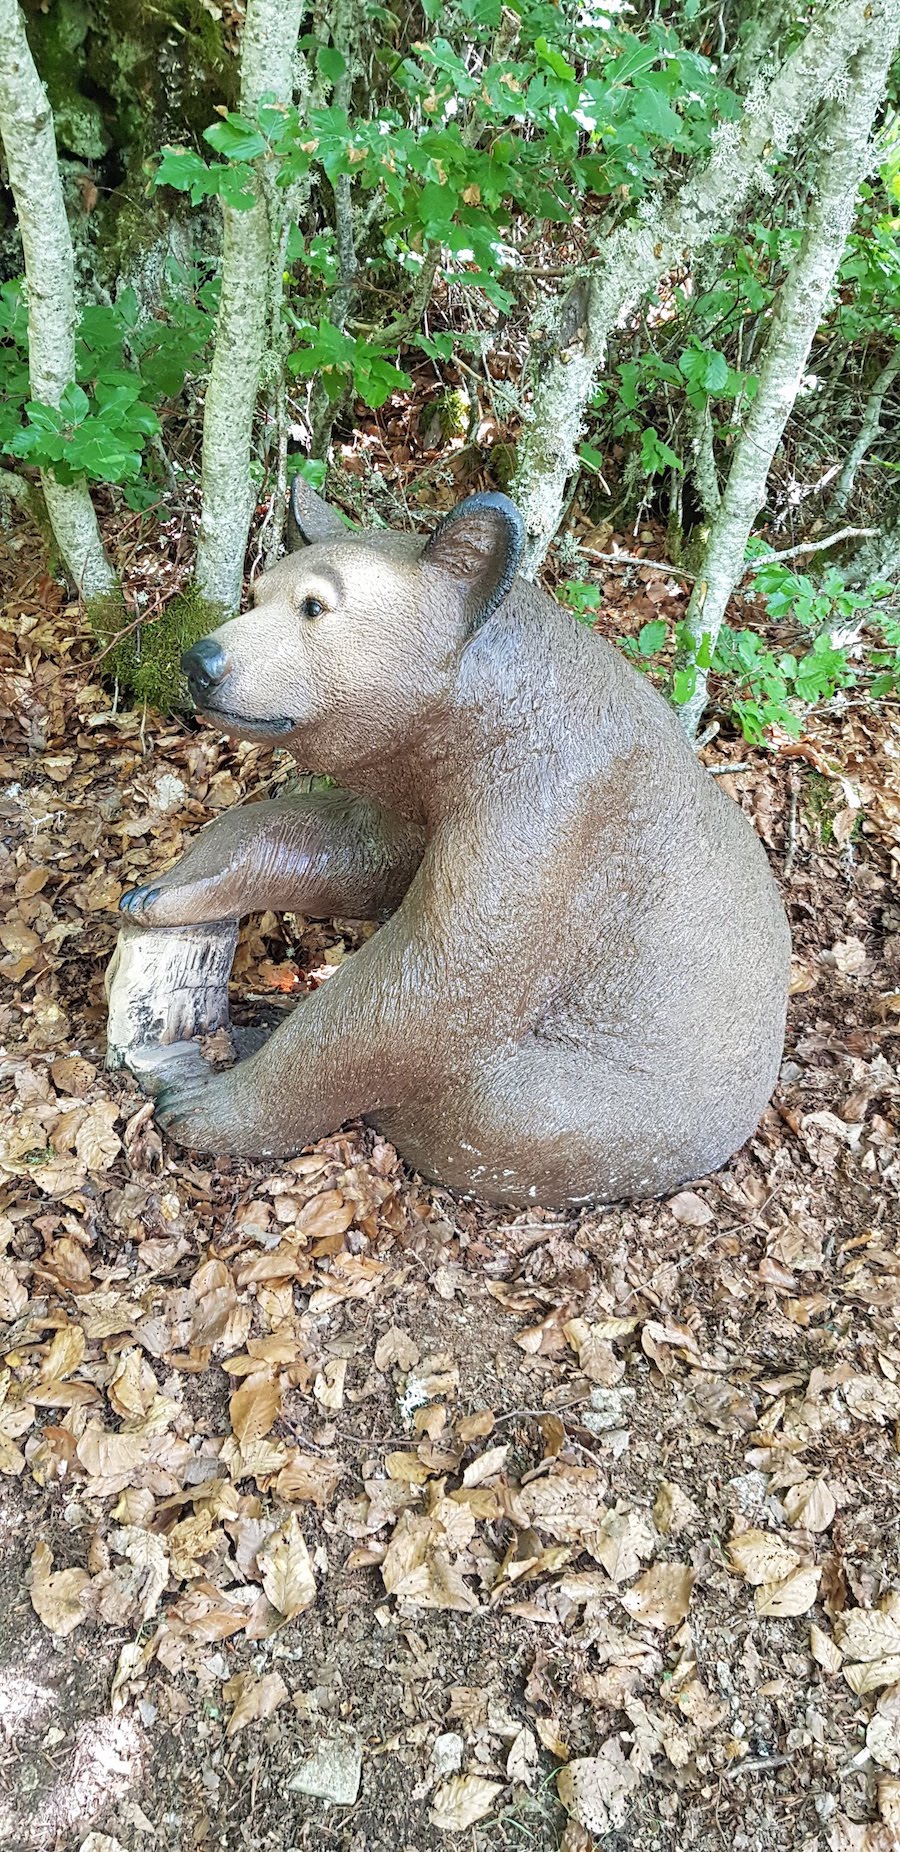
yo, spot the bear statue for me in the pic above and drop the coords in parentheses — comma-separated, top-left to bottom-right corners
(119, 481, 791, 1209)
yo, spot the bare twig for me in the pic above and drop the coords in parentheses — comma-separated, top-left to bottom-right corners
(582, 548, 696, 579)
(725, 1755, 792, 1778)
(350, 247, 441, 348)
(747, 525, 878, 568)
(583, 527, 879, 588)
(783, 770, 800, 878)
(828, 345, 900, 518)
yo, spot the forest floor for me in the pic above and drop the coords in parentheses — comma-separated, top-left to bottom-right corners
(1, 494, 900, 1852)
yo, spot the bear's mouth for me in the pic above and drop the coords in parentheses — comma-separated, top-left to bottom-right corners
(196, 704, 296, 738)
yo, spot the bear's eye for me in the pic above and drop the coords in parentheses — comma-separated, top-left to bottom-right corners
(301, 595, 324, 620)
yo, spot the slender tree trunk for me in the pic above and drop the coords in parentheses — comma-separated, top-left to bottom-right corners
(828, 343, 900, 520)
(0, 0, 116, 596)
(686, 398, 721, 524)
(511, 0, 880, 578)
(194, 0, 304, 612)
(678, 0, 900, 740)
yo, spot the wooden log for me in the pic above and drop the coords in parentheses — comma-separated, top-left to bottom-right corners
(105, 917, 238, 1076)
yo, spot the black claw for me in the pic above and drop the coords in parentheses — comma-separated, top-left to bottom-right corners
(120, 885, 160, 914)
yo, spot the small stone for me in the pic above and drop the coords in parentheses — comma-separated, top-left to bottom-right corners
(431, 1731, 465, 1778)
(288, 1729, 362, 1805)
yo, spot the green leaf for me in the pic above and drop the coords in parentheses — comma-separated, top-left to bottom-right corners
(216, 165, 259, 210)
(21, 400, 62, 433)
(636, 620, 667, 656)
(417, 331, 455, 361)
(562, 580, 602, 619)
(317, 45, 348, 82)
(578, 441, 606, 476)
(290, 457, 327, 491)
(154, 147, 213, 203)
(534, 36, 576, 81)
(640, 427, 683, 475)
(204, 114, 268, 160)
(417, 180, 458, 236)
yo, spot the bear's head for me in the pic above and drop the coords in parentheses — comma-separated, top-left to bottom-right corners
(181, 482, 525, 776)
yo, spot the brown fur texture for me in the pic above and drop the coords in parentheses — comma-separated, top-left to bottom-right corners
(120, 484, 791, 1209)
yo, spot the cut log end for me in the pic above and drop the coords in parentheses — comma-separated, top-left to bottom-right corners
(105, 917, 239, 1077)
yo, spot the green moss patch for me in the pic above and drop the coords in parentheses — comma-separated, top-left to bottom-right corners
(87, 583, 226, 710)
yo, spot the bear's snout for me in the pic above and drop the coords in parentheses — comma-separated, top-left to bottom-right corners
(182, 637, 232, 704)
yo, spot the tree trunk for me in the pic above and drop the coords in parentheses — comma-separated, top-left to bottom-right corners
(828, 343, 900, 521)
(0, 0, 116, 597)
(677, 0, 900, 740)
(510, 0, 880, 579)
(194, 0, 304, 613)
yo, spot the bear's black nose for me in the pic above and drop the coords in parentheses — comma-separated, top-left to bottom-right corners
(182, 637, 230, 699)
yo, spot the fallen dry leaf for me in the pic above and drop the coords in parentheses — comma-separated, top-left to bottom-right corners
(314, 1356, 348, 1410)
(837, 1605, 900, 1694)
(867, 1686, 900, 1773)
(557, 1739, 640, 1835)
(564, 1317, 625, 1387)
(592, 1506, 657, 1584)
(668, 1190, 714, 1227)
(653, 1481, 700, 1537)
(784, 1478, 836, 1533)
(620, 1562, 694, 1629)
(506, 1724, 538, 1787)
(727, 1529, 802, 1586)
(428, 1774, 503, 1832)
(810, 1622, 844, 1674)
(229, 1373, 282, 1445)
(29, 1539, 93, 1637)
(74, 1100, 121, 1169)
(225, 1669, 290, 1737)
(755, 1564, 820, 1617)
(826, 936, 868, 976)
(39, 1323, 86, 1383)
(374, 1327, 420, 1372)
(259, 1514, 316, 1620)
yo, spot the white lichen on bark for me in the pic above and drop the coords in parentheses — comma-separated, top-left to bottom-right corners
(678, 0, 900, 739)
(0, 0, 116, 596)
(194, 0, 304, 612)
(511, 0, 883, 578)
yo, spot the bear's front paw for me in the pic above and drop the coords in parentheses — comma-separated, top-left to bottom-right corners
(119, 881, 208, 928)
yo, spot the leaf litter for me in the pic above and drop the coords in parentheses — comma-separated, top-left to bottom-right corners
(1, 559, 900, 1849)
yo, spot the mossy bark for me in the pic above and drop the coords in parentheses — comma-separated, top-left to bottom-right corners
(0, 0, 117, 597)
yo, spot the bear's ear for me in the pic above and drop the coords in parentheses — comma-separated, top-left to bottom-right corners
(288, 474, 349, 548)
(422, 492, 525, 630)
